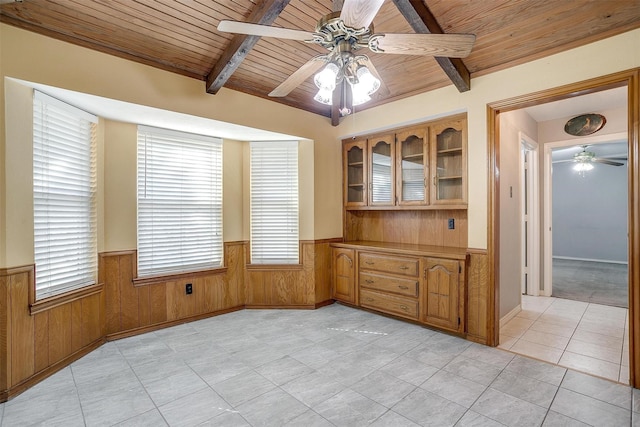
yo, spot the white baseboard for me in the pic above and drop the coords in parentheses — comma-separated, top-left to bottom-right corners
(553, 256, 628, 265)
(500, 304, 522, 329)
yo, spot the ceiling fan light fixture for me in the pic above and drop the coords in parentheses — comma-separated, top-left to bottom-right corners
(314, 88, 333, 105)
(314, 63, 339, 91)
(573, 162, 594, 172)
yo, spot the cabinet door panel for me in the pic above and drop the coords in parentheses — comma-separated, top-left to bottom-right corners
(396, 127, 428, 206)
(368, 135, 395, 206)
(333, 248, 356, 303)
(344, 140, 367, 207)
(423, 257, 460, 331)
(430, 118, 467, 205)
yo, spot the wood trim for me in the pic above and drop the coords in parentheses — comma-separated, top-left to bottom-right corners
(487, 68, 640, 386)
(245, 264, 304, 271)
(105, 305, 245, 341)
(132, 267, 229, 286)
(1, 336, 105, 403)
(0, 265, 36, 276)
(245, 304, 317, 310)
(98, 250, 137, 257)
(30, 283, 104, 315)
(314, 299, 335, 309)
(223, 240, 250, 246)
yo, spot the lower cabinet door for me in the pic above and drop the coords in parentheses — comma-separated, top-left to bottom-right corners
(423, 257, 460, 332)
(360, 289, 418, 320)
(332, 248, 356, 304)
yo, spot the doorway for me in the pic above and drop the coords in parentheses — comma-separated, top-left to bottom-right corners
(545, 138, 629, 307)
(487, 69, 640, 386)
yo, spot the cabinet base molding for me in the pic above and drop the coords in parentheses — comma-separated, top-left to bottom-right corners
(106, 305, 245, 341)
(0, 337, 105, 403)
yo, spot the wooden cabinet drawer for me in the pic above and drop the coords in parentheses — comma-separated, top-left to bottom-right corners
(360, 289, 418, 320)
(359, 272, 418, 297)
(359, 253, 418, 276)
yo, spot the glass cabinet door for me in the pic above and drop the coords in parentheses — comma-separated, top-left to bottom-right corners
(368, 135, 395, 206)
(343, 140, 367, 206)
(431, 119, 467, 204)
(396, 128, 428, 205)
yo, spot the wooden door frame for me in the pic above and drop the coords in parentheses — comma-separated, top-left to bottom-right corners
(487, 68, 640, 387)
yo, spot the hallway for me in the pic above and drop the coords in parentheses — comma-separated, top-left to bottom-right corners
(500, 295, 629, 383)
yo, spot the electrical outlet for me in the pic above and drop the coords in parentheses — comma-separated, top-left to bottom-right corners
(185, 283, 193, 295)
(448, 218, 455, 230)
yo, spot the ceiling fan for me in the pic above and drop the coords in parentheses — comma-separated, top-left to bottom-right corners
(553, 145, 627, 172)
(217, 0, 475, 114)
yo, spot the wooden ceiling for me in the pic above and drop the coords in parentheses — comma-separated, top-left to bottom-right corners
(2, 0, 639, 121)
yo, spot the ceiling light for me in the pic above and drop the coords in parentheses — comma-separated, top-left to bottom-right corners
(314, 88, 333, 105)
(573, 162, 594, 172)
(314, 63, 339, 91)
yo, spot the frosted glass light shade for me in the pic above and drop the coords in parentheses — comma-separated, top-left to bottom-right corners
(314, 63, 339, 91)
(573, 162, 594, 172)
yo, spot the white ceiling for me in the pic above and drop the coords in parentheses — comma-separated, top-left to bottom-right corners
(523, 86, 627, 122)
(11, 78, 301, 142)
(552, 141, 628, 162)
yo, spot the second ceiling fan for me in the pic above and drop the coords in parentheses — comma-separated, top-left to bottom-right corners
(217, 0, 475, 114)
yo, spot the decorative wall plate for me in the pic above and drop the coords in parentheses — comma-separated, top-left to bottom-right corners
(564, 113, 606, 136)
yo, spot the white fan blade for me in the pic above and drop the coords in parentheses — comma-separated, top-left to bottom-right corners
(340, 0, 384, 29)
(218, 20, 314, 41)
(594, 158, 624, 166)
(371, 33, 476, 58)
(269, 56, 328, 97)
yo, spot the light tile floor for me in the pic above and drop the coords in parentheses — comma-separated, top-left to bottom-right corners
(500, 295, 629, 384)
(1, 303, 638, 426)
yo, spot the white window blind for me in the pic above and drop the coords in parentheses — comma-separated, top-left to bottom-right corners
(33, 91, 98, 300)
(250, 141, 299, 264)
(137, 126, 223, 277)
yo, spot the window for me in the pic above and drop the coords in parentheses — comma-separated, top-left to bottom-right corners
(137, 126, 222, 277)
(250, 141, 299, 264)
(33, 91, 98, 300)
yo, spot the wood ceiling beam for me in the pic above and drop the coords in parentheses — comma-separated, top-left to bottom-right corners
(206, 0, 291, 94)
(392, 0, 471, 92)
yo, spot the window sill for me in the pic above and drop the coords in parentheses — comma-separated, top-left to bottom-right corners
(133, 267, 228, 287)
(246, 264, 304, 271)
(30, 282, 104, 315)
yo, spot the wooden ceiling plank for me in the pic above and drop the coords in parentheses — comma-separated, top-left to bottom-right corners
(391, 0, 471, 92)
(206, 0, 292, 95)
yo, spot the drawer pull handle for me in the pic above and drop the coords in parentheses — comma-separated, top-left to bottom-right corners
(365, 279, 374, 284)
(365, 261, 374, 265)
(400, 305, 408, 311)
(399, 266, 409, 270)
(398, 285, 409, 290)
(365, 297, 374, 302)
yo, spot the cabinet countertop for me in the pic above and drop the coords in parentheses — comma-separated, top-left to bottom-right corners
(331, 241, 468, 260)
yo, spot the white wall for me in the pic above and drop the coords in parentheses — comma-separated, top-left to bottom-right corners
(499, 109, 538, 318)
(552, 159, 628, 263)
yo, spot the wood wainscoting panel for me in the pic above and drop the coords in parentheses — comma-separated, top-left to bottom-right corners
(466, 249, 489, 344)
(48, 304, 72, 366)
(345, 210, 468, 248)
(33, 312, 49, 372)
(245, 241, 317, 307)
(9, 268, 35, 387)
(149, 283, 168, 325)
(314, 239, 340, 305)
(119, 253, 138, 331)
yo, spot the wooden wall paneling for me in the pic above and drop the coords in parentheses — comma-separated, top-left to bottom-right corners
(466, 250, 489, 344)
(247, 271, 266, 306)
(0, 273, 9, 393)
(102, 254, 121, 334)
(224, 242, 246, 307)
(70, 300, 83, 353)
(33, 312, 49, 373)
(9, 271, 35, 386)
(149, 283, 168, 325)
(81, 293, 102, 346)
(165, 281, 180, 321)
(199, 275, 214, 314)
(48, 304, 72, 366)
(314, 241, 334, 304)
(137, 284, 151, 327)
(301, 242, 316, 305)
(118, 254, 138, 330)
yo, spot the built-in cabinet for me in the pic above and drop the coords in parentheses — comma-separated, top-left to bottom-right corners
(337, 113, 469, 336)
(331, 242, 467, 334)
(343, 114, 467, 209)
